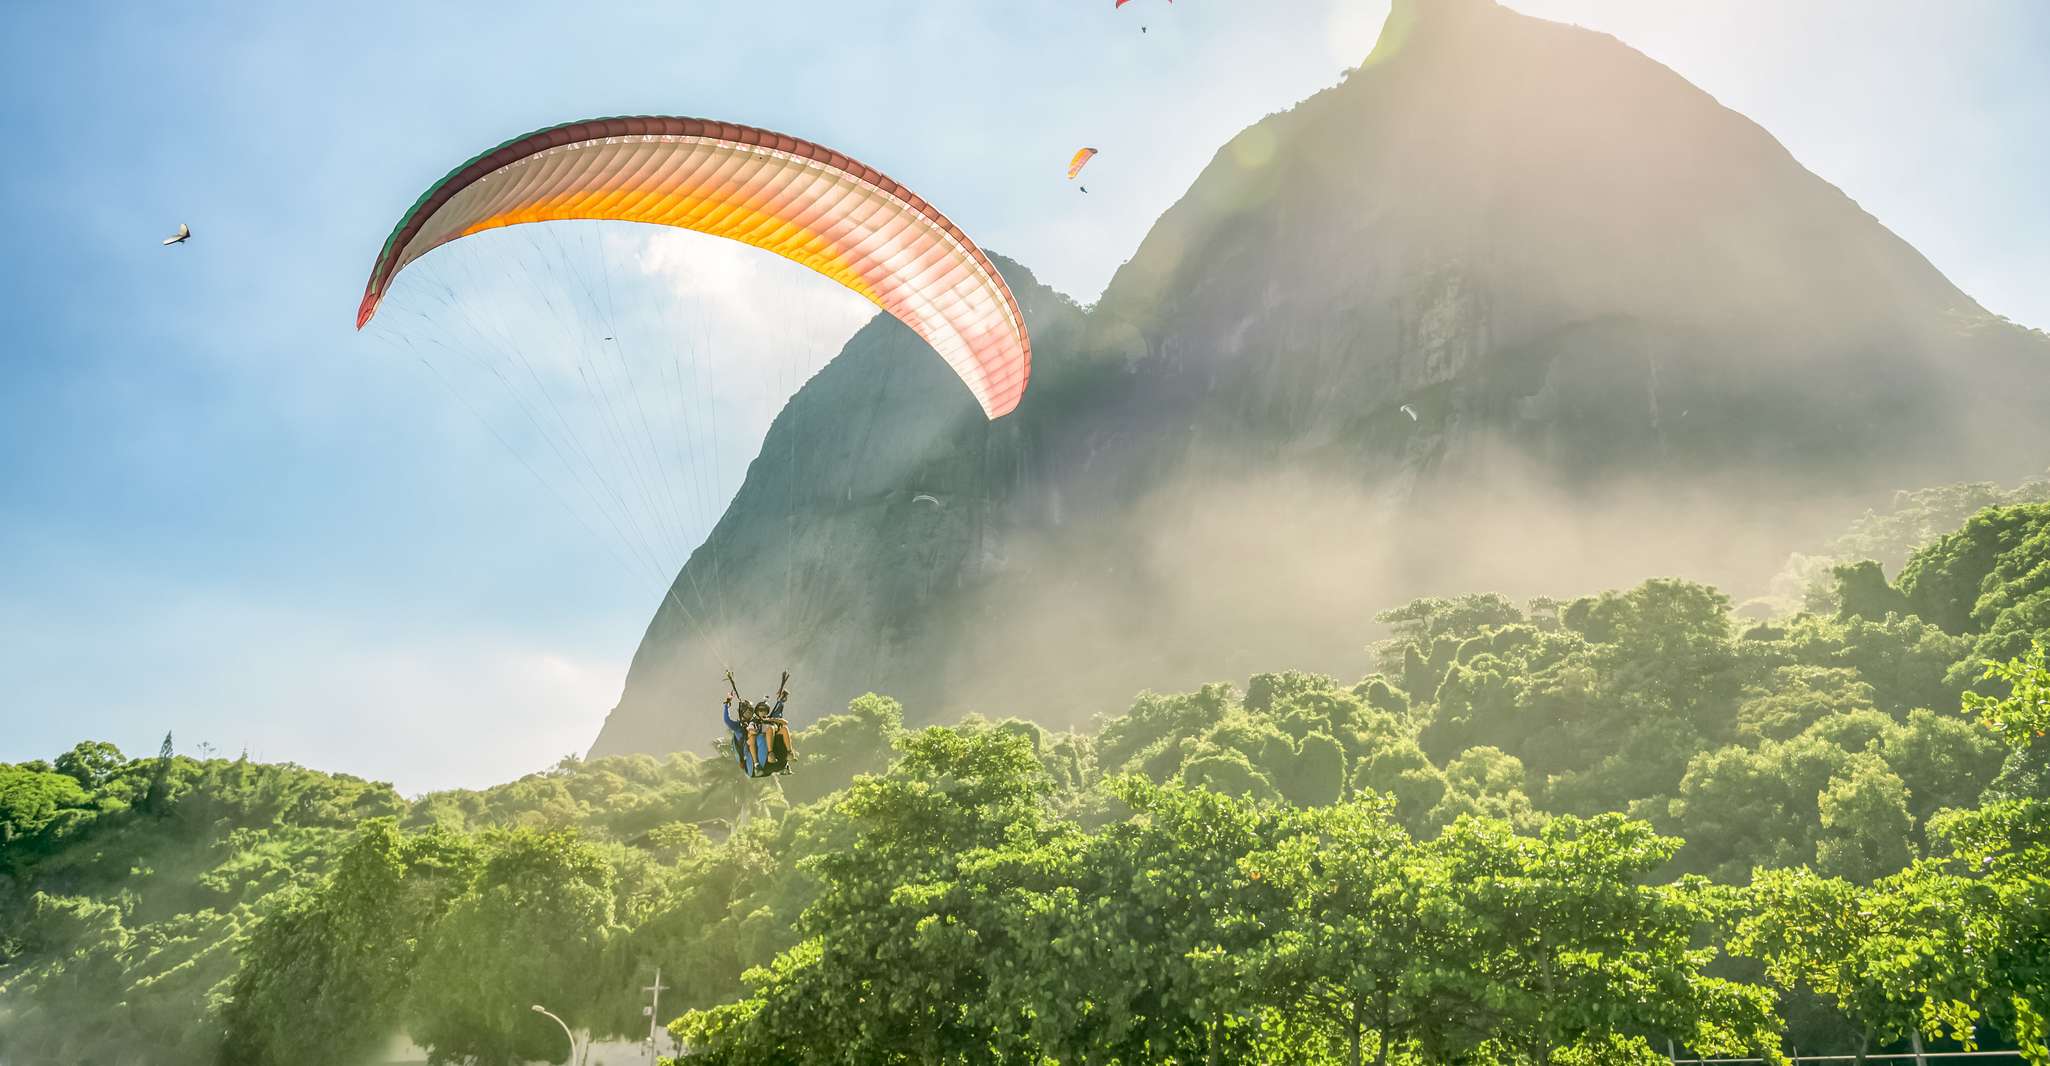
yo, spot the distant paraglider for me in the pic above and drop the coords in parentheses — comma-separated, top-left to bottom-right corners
(1400, 403, 1419, 422)
(161, 224, 190, 246)
(1068, 147, 1098, 184)
(912, 494, 942, 508)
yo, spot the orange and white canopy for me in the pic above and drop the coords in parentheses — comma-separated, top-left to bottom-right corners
(358, 116, 1031, 418)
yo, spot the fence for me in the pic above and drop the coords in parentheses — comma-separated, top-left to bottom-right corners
(1675, 1052, 2031, 1064)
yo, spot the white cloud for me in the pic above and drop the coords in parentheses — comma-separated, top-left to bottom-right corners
(1, 572, 628, 795)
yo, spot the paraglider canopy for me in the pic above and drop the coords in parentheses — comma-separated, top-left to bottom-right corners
(357, 116, 1032, 418)
(1067, 148, 1099, 181)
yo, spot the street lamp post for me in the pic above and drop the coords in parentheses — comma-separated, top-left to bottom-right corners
(531, 1004, 585, 1066)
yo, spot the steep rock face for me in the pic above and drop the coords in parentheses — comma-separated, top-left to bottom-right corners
(1092, 0, 2045, 491)
(588, 0, 2050, 756)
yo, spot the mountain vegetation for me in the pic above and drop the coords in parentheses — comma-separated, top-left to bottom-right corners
(6, 497, 2048, 1064)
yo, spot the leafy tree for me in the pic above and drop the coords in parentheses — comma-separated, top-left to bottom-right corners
(1885, 709, 2006, 824)
(408, 830, 622, 1065)
(0, 764, 88, 851)
(1823, 477, 2050, 582)
(1432, 814, 1783, 1064)
(1736, 667, 1877, 743)
(52, 741, 125, 791)
(1349, 736, 1447, 833)
(1834, 560, 1913, 623)
(1419, 654, 1526, 765)
(677, 726, 1055, 1063)
(1899, 503, 2050, 636)
(1669, 743, 1811, 879)
(1351, 674, 1411, 721)
(1096, 683, 1234, 776)
(1240, 797, 1449, 1065)
(1181, 746, 1280, 801)
(221, 820, 479, 1066)
(779, 692, 905, 805)
(1276, 732, 1346, 808)
(1041, 781, 1284, 1064)
(1578, 579, 1741, 741)
(1813, 755, 1915, 882)
(1245, 669, 1341, 714)
(144, 731, 175, 815)
(1735, 866, 1987, 1064)
(1926, 800, 2050, 1064)
(1965, 641, 2050, 748)
(1376, 593, 1523, 651)
(1428, 745, 1540, 833)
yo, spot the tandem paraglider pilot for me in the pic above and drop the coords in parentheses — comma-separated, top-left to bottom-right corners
(723, 671, 795, 778)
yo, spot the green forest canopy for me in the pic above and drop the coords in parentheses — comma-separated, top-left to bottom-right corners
(4, 496, 2049, 1065)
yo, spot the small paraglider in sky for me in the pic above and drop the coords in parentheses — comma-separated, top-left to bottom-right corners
(1400, 403, 1419, 422)
(162, 224, 191, 246)
(912, 494, 941, 508)
(1068, 147, 1098, 185)
(1079, 185, 1089, 194)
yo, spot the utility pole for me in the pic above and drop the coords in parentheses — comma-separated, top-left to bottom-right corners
(643, 968, 670, 1063)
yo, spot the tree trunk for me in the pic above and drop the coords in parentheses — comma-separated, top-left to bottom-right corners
(1373, 994, 1391, 1066)
(1854, 1024, 1872, 1066)
(1910, 1029, 1928, 1066)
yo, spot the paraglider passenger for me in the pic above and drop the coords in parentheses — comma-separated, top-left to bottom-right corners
(723, 695, 756, 776)
(761, 686, 793, 774)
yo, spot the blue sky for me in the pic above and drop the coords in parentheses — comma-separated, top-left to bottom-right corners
(2, 0, 2045, 793)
